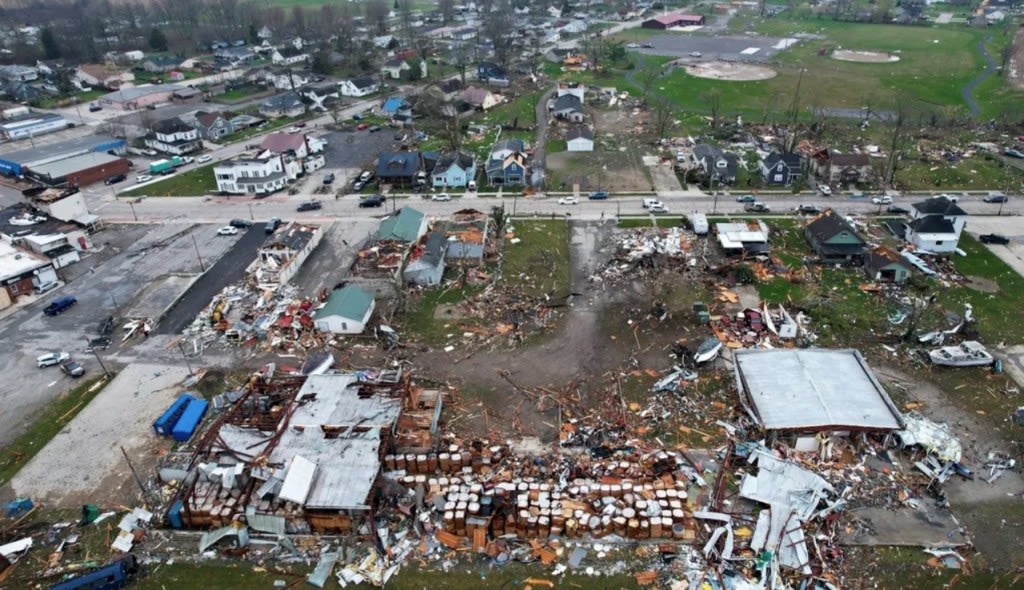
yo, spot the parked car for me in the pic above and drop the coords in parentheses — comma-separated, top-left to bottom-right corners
(286, 126, 301, 133)
(359, 170, 373, 182)
(736, 195, 756, 203)
(871, 195, 894, 205)
(689, 51, 702, 58)
(353, 180, 365, 191)
(265, 217, 282, 233)
(642, 198, 663, 209)
(356, 123, 369, 130)
(641, 42, 654, 48)
(557, 196, 579, 205)
(431, 193, 451, 201)
(359, 195, 386, 207)
(229, 219, 253, 228)
(197, 154, 213, 163)
(886, 205, 910, 214)
(368, 125, 382, 132)
(37, 352, 70, 368)
(98, 315, 114, 336)
(819, 185, 832, 196)
(35, 280, 58, 294)
(60, 359, 86, 378)
(88, 103, 102, 112)
(745, 203, 771, 213)
(43, 295, 77, 316)
(588, 191, 609, 200)
(217, 226, 239, 235)
(322, 173, 335, 185)
(984, 192, 1009, 203)
(1004, 149, 1024, 159)
(795, 204, 821, 214)
(104, 174, 126, 185)
(649, 204, 669, 214)
(297, 200, 322, 211)
(85, 336, 111, 352)
(980, 233, 1011, 245)
(135, 175, 152, 183)
(626, 43, 640, 49)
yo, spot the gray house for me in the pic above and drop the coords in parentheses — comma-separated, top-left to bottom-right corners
(404, 230, 447, 286)
(864, 246, 911, 284)
(444, 209, 489, 264)
(803, 209, 866, 263)
(191, 111, 234, 140)
(550, 94, 584, 122)
(692, 144, 739, 185)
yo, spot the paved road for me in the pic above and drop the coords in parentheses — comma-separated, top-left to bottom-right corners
(963, 34, 997, 117)
(156, 225, 267, 334)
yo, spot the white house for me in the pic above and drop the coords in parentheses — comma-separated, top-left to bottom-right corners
(906, 196, 968, 254)
(339, 77, 380, 97)
(144, 117, 202, 155)
(313, 285, 376, 334)
(214, 157, 288, 195)
(271, 69, 310, 90)
(271, 47, 310, 66)
(566, 127, 594, 152)
(381, 58, 426, 80)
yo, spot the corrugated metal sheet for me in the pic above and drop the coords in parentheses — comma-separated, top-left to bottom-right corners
(734, 349, 903, 431)
(279, 455, 316, 505)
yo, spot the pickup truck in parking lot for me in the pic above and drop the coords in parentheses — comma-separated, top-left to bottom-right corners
(43, 295, 77, 316)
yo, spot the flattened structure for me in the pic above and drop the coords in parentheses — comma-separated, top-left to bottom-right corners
(734, 348, 903, 432)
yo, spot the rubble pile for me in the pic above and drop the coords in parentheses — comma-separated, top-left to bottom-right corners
(593, 227, 702, 284)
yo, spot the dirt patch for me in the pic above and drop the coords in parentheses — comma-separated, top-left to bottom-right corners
(1008, 27, 1024, 91)
(683, 61, 777, 81)
(964, 274, 1000, 293)
(832, 49, 900, 63)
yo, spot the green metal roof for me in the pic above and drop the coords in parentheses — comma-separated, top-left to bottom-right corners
(375, 207, 425, 242)
(315, 285, 374, 321)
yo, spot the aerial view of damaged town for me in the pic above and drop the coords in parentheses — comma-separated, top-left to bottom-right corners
(2, 0, 1024, 589)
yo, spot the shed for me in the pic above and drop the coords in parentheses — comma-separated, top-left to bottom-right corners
(566, 127, 594, 152)
(734, 349, 904, 450)
(313, 286, 375, 334)
(404, 230, 447, 286)
(863, 245, 910, 284)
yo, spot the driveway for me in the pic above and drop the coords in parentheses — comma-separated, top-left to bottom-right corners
(532, 85, 557, 188)
(648, 161, 686, 197)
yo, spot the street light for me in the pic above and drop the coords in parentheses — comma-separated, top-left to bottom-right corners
(248, 203, 255, 220)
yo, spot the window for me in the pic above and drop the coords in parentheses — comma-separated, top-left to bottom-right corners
(773, 174, 783, 182)
(935, 240, 944, 245)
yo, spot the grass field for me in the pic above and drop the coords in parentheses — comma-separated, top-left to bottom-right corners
(503, 220, 571, 298)
(615, 18, 1022, 120)
(0, 373, 113, 486)
(121, 165, 218, 197)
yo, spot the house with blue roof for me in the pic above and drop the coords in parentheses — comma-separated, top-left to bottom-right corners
(376, 207, 427, 243)
(313, 285, 375, 334)
(431, 151, 476, 188)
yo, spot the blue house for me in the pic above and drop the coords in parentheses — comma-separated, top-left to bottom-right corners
(477, 62, 506, 81)
(431, 151, 476, 188)
(485, 152, 528, 186)
(381, 96, 410, 116)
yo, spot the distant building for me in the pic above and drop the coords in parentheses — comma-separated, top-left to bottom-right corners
(0, 241, 57, 310)
(642, 12, 705, 29)
(25, 152, 130, 188)
(259, 93, 306, 118)
(339, 77, 379, 97)
(98, 84, 181, 110)
(0, 112, 67, 141)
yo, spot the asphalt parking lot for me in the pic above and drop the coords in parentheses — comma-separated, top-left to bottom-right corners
(320, 130, 400, 182)
(632, 33, 798, 62)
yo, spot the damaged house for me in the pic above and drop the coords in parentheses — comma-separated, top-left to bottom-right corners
(905, 196, 967, 254)
(444, 209, 491, 264)
(863, 245, 911, 284)
(715, 220, 770, 255)
(803, 209, 867, 264)
(810, 149, 873, 186)
(403, 230, 447, 286)
(734, 348, 904, 452)
(313, 285, 375, 334)
(248, 223, 323, 290)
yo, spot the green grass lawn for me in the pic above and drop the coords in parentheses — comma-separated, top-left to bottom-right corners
(121, 164, 218, 197)
(503, 220, 571, 298)
(617, 18, 1022, 120)
(35, 89, 106, 109)
(218, 116, 302, 145)
(894, 153, 1024, 191)
(401, 281, 486, 346)
(0, 373, 113, 486)
(214, 85, 269, 103)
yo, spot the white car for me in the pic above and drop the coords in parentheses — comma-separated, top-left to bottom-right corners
(136, 175, 152, 183)
(286, 126, 301, 133)
(819, 185, 832, 196)
(689, 51, 702, 58)
(217, 226, 239, 236)
(431, 193, 451, 201)
(557, 197, 580, 205)
(626, 43, 640, 49)
(197, 155, 213, 163)
(871, 195, 893, 205)
(649, 204, 669, 214)
(37, 352, 70, 368)
(359, 170, 373, 182)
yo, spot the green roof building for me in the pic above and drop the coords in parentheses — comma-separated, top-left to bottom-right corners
(376, 207, 427, 243)
(313, 285, 375, 334)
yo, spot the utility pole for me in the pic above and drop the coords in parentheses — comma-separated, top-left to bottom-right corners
(121, 446, 153, 510)
(127, 200, 138, 221)
(177, 341, 194, 376)
(189, 229, 206, 272)
(87, 338, 111, 377)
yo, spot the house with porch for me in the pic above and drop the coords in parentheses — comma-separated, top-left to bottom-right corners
(431, 152, 476, 188)
(144, 117, 202, 155)
(811, 149, 873, 186)
(550, 94, 584, 123)
(905, 196, 967, 254)
(376, 152, 435, 187)
(190, 111, 234, 141)
(759, 152, 802, 186)
(339, 77, 379, 97)
(803, 209, 867, 264)
(692, 144, 739, 185)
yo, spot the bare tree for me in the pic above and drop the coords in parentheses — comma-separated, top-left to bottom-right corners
(397, 0, 414, 44)
(366, 0, 390, 35)
(700, 88, 722, 128)
(653, 100, 675, 139)
(882, 98, 912, 188)
(439, 0, 455, 24)
(634, 60, 661, 99)
(481, 0, 514, 68)
(291, 6, 306, 36)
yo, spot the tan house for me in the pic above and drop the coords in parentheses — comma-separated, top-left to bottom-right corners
(75, 64, 135, 89)
(458, 86, 499, 111)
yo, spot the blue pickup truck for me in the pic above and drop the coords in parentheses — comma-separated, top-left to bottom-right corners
(43, 295, 76, 316)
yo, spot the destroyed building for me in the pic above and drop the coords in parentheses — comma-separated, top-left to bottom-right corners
(733, 348, 904, 450)
(714, 220, 769, 255)
(403, 230, 447, 286)
(248, 223, 323, 290)
(173, 370, 440, 534)
(443, 209, 492, 264)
